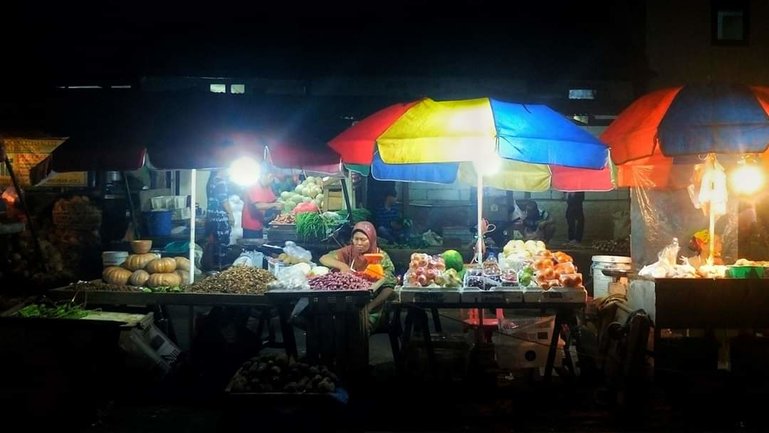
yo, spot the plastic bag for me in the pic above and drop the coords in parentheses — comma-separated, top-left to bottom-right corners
(268, 264, 310, 291)
(422, 230, 443, 247)
(232, 250, 264, 268)
(283, 241, 312, 263)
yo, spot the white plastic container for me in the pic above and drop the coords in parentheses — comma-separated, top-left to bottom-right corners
(591, 255, 632, 298)
(102, 251, 129, 267)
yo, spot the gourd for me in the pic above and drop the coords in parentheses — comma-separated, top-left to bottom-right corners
(145, 257, 177, 274)
(103, 266, 132, 285)
(123, 253, 159, 271)
(129, 269, 151, 286)
(146, 272, 182, 288)
(174, 256, 191, 271)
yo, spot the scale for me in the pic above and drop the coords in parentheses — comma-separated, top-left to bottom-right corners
(601, 268, 632, 297)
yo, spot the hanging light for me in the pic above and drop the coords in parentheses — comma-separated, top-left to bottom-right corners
(228, 156, 261, 186)
(473, 150, 503, 176)
(730, 155, 765, 196)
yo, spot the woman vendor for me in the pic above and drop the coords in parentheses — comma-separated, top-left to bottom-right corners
(687, 229, 724, 268)
(320, 221, 397, 330)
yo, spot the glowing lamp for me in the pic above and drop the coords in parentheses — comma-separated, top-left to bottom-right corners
(228, 156, 261, 186)
(730, 158, 765, 196)
(473, 153, 502, 176)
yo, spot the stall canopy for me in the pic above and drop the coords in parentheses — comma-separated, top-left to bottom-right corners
(600, 82, 769, 265)
(329, 97, 614, 263)
(329, 97, 613, 191)
(602, 83, 769, 188)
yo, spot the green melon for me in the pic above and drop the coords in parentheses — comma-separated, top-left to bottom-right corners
(441, 249, 465, 273)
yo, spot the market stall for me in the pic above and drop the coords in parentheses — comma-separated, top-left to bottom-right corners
(601, 82, 769, 373)
(329, 97, 613, 264)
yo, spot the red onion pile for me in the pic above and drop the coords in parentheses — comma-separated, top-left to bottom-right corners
(308, 272, 371, 291)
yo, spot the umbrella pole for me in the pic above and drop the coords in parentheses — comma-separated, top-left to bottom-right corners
(708, 202, 715, 266)
(476, 173, 484, 264)
(189, 169, 197, 284)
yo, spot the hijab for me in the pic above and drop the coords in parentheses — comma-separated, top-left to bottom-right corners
(337, 221, 379, 271)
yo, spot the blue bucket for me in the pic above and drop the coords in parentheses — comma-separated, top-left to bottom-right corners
(143, 210, 172, 237)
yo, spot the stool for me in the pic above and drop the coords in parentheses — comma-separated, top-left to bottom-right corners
(462, 308, 505, 342)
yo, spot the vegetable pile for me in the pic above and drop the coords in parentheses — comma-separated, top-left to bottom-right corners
(308, 272, 371, 291)
(16, 301, 89, 319)
(228, 353, 340, 394)
(277, 176, 325, 214)
(189, 265, 276, 294)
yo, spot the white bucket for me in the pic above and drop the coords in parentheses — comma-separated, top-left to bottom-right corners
(591, 255, 632, 298)
(102, 251, 129, 267)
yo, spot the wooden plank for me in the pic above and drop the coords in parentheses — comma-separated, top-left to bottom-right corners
(48, 288, 273, 307)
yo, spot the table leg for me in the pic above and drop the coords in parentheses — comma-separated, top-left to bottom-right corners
(388, 306, 404, 371)
(415, 308, 437, 374)
(187, 305, 195, 348)
(431, 307, 442, 333)
(276, 305, 298, 359)
(544, 311, 565, 382)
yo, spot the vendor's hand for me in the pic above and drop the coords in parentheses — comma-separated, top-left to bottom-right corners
(338, 264, 352, 273)
(273, 202, 283, 209)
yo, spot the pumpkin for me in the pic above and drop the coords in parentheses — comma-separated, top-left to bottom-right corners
(123, 253, 160, 271)
(129, 269, 151, 286)
(145, 257, 177, 274)
(174, 256, 191, 271)
(175, 269, 190, 283)
(147, 272, 182, 288)
(103, 266, 132, 285)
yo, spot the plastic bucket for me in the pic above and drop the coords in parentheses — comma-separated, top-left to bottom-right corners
(102, 251, 128, 267)
(591, 255, 632, 298)
(143, 210, 173, 237)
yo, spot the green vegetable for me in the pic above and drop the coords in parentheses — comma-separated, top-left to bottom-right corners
(17, 301, 89, 319)
(296, 212, 328, 241)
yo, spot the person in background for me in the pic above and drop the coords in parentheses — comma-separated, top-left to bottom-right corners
(320, 221, 397, 331)
(204, 170, 234, 270)
(520, 200, 555, 243)
(242, 169, 283, 239)
(374, 189, 401, 243)
(565, 192, 585, 245)
(687, 229, 724, 268)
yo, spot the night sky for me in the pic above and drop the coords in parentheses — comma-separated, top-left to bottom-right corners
(2, 1, 647, 88)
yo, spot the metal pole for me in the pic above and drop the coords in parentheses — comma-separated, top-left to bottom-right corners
(476, 172, 484, 264)
(189, 169, 197, 284)
(122, 171, 140, 239)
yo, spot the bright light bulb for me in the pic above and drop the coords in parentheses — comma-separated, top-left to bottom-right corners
(229, 156, 261, 186)
(730, 163, 765, 195)
(473, 153, 503, 176)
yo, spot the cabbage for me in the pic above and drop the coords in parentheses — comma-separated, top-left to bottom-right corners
(280, 191, 291, 199)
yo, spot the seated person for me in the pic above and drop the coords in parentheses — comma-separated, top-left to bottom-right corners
(514, 200, 555, 243)
(687, 229, 724, 268)
(320, 221, 397, 331)
(374, 189, 402, 243)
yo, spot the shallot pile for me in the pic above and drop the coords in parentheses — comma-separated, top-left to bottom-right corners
(308, 272, 371, 291)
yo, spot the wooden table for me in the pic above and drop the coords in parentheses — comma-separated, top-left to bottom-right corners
(266, 289, 373, 382)
(629, 277, 769, 372)
(48, 289, 282, 352)
(389, 287, 587, 382)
